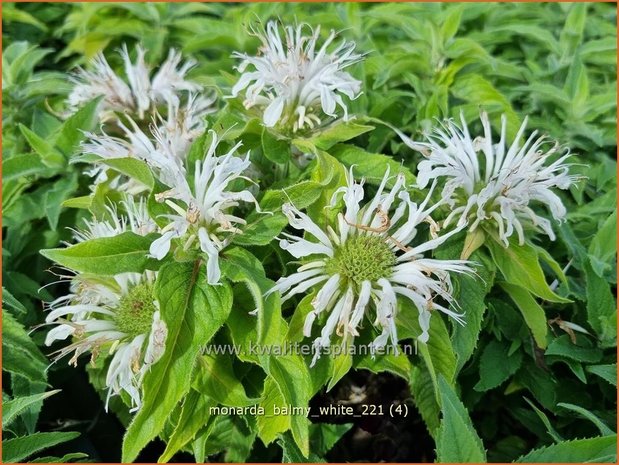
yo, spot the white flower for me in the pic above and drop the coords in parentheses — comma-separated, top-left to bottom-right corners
(149, 131, 258, 284)
(404, 112, 578, 246)
(68, 44, 214, 121)
(81, 95, 210, 192)
(231, 21, 364, 131)
(45, 205, 165, 412)
(71, 196, 157, 243)
(267, 168, 473, 366)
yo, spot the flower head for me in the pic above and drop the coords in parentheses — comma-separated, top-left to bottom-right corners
(81, 94, 212, 192)
(68, 44, 214, 121)
(149, 131, 258, 284)
(410, 112, 578, 246)
(231, 21, 364, 132)
(267, 168, 472, 366)
(45, 201, 165, 412)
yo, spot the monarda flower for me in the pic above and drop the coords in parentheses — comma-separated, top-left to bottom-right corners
(405, 112, 578, 246)
(149, 131, 259, 284)
(81, 95, 209, 192)
(68, 44, 214, 121)
(45, 200, 165, 412)
(231, 20, 363, 132)
(267, 168, 473, 365)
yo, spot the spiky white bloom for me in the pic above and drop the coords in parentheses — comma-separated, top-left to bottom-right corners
(149, 131, 258, 284)
(267, 168, 473, 366)
(403, 112, 577, 246)
(45, 201, 165, 412)
(231, 21, 363, 131)
(81, 95, 211, 192)
(68, 44, 215, 121)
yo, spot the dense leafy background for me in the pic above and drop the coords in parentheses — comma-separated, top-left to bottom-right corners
(2, 2, 616, 463)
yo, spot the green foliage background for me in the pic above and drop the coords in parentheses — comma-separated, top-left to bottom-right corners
(2, 2, 617, 463)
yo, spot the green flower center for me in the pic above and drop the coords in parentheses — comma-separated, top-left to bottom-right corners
(326, 234, 396, 286)
(115, 283, 156, 338)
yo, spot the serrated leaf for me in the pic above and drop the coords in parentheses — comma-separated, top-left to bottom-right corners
(330, 143, 416, 186)
(54, 97, 101, 156)
(100, 157, 155, 190)
(586, 364, 617, 386)
(192, 354, 258, 407)
(231, 212, 288, 246)
(262, 127, 291, 163)
(327, 351, 352, 392)
(584, 260, 617, 345)
(557, 403, 615, 436)
(515, 435, 616, 463)
(3, 431, 80, 463)
(500, 282, 548, 348)
(41, 232, 158, 275)
(545, 335, 603, 363)
(18, 124, 65, 168)
(474, 340, 523, 392)
(488, 238, 569, 303)
(3, 390, 60, 429)
(436, 376, 486, 462)
(294, 120, 374, 152)
(158, 389, 216, 463)
(122, 261, 233, 462)
(2, 312, 48, 385)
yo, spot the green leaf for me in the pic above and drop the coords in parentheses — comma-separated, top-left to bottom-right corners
(440, 5, 463, 43)
(2, 287, 28, 316)
(309, 423, 354, 457)
(41, 232, 158, 275)
(545, 335, 603, 364)
(44, 172, 79, 230)
(2, 312, 48, 385)
(122, 261, 233, 462)
(279, 432, 325, 463)
(474, 340, 523, 392)
(330, 143, 416, 186)
(293, 120, 374, 152)
(523, 398, 564, 443)
(451, 252, 493, 373)
(262, 128, 291, 163)
(3, 390, 60, 429)
(29, 452, 89, 463)
(436, 376, 486, 462)
(54, 97, 101, 156)
(192, 354, 258, 407)
(586, 364, 617, 386)
(515, 435, 617, 463)
(500, 282, 548, 348)
(327, 351, 353, 391)
(221, 247, 282, 347)
(158, 389, 216, 463)
(3, 431, 80, 463)
(356, 351, 413, 380)
(409, 364, 441, 435)
(588, 211, 617, 277)
(257, 378, 291, 445)
(557, 403, 615, 436)
(421, 315, 458, 387)
(487, 238, 569, 303)
(585, 260, 617, 345)
(2, 154, 56, 181)
(231, 212, 288, 247)
(100, 157, 155, 190)
(18, 124, 65, 168)
(263, 355, 313, 458)
(560, 3, 587, 57)
(2, 6, 48, 31)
